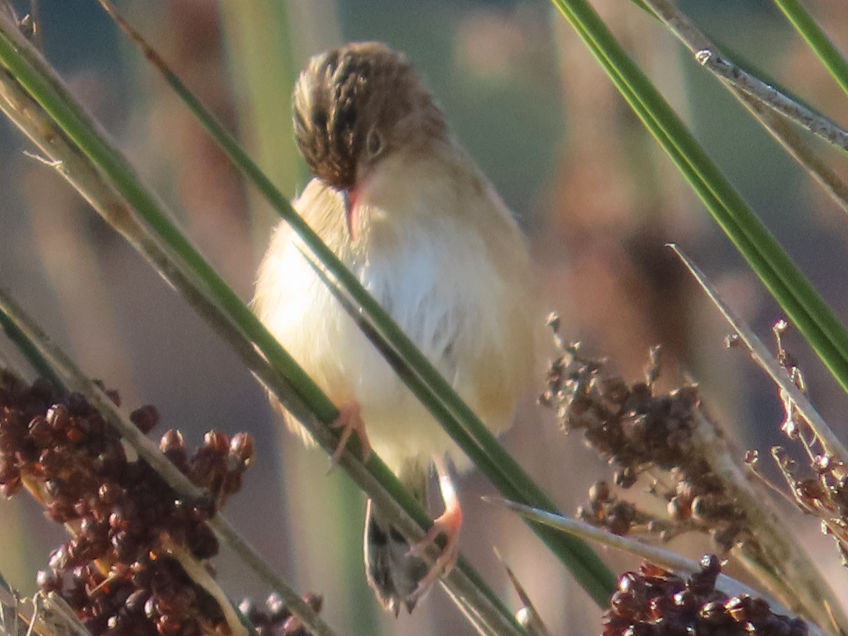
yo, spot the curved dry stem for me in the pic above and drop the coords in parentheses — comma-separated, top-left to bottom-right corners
(670, 245, 848, 471)
(643, 0, 848, 156)
(487, 499, 787, 607)
(640, 0, 848, 215)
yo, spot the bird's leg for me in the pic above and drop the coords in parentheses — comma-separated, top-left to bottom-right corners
(330, 401, 371, 465)
(408, 455, 462, 595)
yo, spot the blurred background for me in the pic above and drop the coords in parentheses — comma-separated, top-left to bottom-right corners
(2, 0, 848, 633)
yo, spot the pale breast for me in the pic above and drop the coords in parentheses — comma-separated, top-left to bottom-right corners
(254, 151, 535, 473)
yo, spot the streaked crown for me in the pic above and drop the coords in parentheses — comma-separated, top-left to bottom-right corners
(292, 42, 447, 190)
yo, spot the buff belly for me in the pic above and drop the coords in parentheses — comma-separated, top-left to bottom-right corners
(255, 215, 517, 476)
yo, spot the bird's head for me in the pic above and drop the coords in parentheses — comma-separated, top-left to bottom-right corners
(292, 42, 447, 194)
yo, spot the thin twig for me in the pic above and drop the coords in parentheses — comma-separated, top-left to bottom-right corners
(641, 0, 848, 212)
(668, 244, 848, 463)
(492, 548, 550, 636)
(697, 49, 848, 151)
(638, 0, 848, 221)
(734, 90, 848, 216)
(487, 500, 755, 601)
(642, 0, 848, 153)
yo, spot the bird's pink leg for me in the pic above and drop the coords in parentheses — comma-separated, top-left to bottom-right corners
(330, 401, 371, 465)
(408, 455, 462, 595)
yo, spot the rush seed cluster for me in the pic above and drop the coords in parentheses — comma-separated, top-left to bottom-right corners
(539, 315, 751, 553)
(0, 369, 318, 635)
(603, 556, 808, 636)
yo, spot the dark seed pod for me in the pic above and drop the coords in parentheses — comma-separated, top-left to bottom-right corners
(602, 557, 806, 635)
(130, 405, 159, 434)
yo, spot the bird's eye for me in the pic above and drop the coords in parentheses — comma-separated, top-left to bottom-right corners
(366, 128, 384, 158)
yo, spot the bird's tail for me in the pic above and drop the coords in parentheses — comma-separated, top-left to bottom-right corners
(364, 460, 430, 615)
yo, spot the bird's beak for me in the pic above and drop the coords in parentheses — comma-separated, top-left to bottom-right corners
(342, 189, 357, 241)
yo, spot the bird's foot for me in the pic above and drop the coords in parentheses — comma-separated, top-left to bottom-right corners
(330, 401, 371, 466)
(407, 499, 462, 597)
(408, 457, 462, 597)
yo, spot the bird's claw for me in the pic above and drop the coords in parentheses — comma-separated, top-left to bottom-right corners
(329, 402, 371, 468)
(407, 498, 463, 597)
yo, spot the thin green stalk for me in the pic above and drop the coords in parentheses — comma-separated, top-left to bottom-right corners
(0, 302, 64, 390)
(550, 0, 848, 398)
(772, 0, 848, 99)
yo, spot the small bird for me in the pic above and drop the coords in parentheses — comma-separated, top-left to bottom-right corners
(253, 42, 535, 615)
